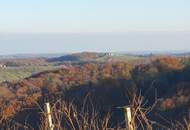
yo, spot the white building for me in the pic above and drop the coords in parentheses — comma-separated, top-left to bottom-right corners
(0, 64, 6, 69)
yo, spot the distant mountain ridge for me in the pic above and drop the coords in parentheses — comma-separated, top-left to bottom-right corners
(0, 51, 190, 60)
(47, 52, 109, 62)
(0, 53, 67, 59)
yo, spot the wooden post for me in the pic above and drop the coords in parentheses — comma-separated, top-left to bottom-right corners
(45, 102, 54, 130)
(116, 106, 135, 130)
(123, 107, 134, 130)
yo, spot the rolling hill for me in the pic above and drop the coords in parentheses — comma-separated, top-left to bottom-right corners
(0, 56, 189, 129)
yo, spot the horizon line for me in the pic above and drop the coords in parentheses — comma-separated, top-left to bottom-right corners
(1, 50, 190, 56)
(1, 30, 190, 34)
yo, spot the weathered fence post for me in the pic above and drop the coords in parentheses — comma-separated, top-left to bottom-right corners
(123, 106, 134, 130)
(45, 102, 54, 130)
(117, 106, 135, 130)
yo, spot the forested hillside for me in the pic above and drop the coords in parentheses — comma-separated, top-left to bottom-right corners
(0, 56, 189, 129)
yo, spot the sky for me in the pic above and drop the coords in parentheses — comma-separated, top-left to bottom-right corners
(0, 0, 190, 54)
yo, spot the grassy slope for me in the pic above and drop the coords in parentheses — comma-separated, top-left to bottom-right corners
(0, 65, 58, 82)
(0, 54, 143, 82)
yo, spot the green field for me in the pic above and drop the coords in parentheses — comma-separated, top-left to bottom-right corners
(0, 65, 58, 82)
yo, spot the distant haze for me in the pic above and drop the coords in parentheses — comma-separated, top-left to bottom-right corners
(1, 1, 190, 54)
(0, 32, 190, 55)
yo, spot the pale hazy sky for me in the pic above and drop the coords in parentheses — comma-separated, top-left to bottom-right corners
(0, 0, 190, 54)
(1, 0, 190, 32)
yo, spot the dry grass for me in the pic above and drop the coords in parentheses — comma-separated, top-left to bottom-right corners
(39, 99, 112, 130)
(169, 119, 190, 130)
(0, 92, 189, 130)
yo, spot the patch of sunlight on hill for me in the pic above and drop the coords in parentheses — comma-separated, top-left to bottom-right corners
(0, 66, 58, 82)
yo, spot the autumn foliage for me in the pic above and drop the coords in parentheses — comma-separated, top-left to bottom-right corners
(0, 57, 189, 129)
